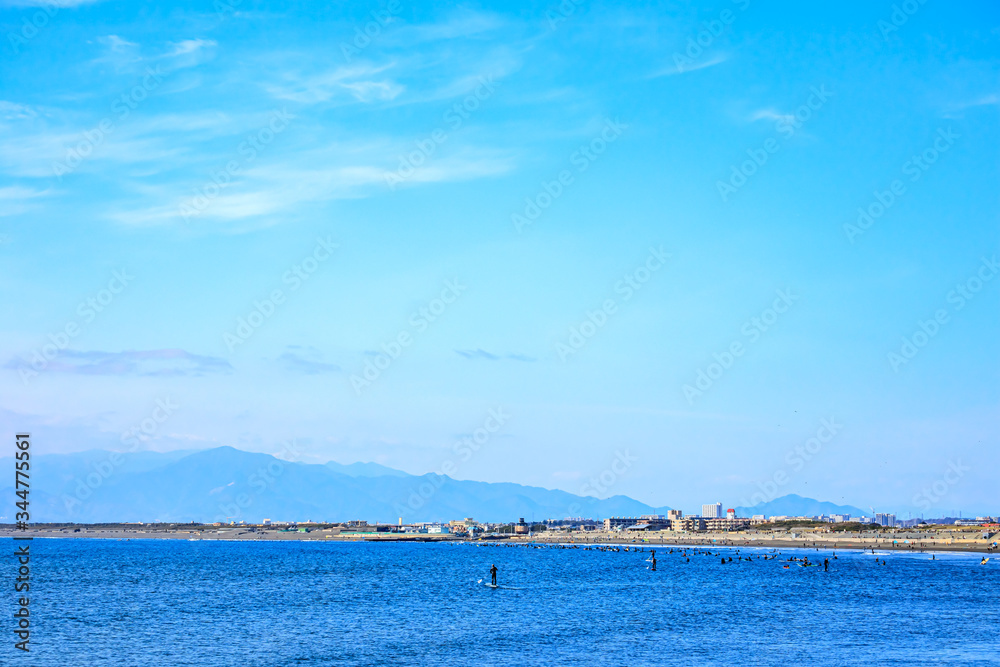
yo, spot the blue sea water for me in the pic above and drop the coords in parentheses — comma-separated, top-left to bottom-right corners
(7, 538, 999, 666)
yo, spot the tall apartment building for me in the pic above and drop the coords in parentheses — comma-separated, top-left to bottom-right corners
(702, 503, 723, 518)
(875, 513, 896, 527)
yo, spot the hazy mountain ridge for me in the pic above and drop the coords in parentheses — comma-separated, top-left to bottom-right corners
(1, 447, 669, 523)
(1, 447, 872, 524)
(734, 494, 868, 519)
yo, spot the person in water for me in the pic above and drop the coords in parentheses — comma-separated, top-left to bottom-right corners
(490, 564, 498, 586)
(651, 556, 657, 571)
(824, 558, 829, 572)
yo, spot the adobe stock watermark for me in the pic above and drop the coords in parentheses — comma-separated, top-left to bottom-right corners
(739, 417, 842, 508)
(556, 246, 670, 361)
(717, 84, 832, 202)
(512, 117, 628, 232)
(52, 67, 165, 180)
(888, 255, 998, 372)
(350, 279, 467, 394)
(877, 0, 930, 41)
(180, 108, 295, 221)
(224, 236, 338, 352)
(394, 407, 510, 518)
(14, 269, 134, 384)
(61, 397, 180, 515)
(215, 439, 303, 522)
(340, 0, 403, 62)
(844, 127, 959, 244)
(913, 460, 969, 512)
(567, 450, 638, 516)
(683, 288, 797, 404)
(545, 0, 586, 31)
(6, 1, 65, 56)
(384, 74, 500, 190)
(672, 0, 751, 74)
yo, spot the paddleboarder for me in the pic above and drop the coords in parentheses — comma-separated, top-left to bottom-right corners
(490, 563, 498, 586)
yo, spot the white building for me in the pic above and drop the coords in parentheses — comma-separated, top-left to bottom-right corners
(702, 503, 723, 519)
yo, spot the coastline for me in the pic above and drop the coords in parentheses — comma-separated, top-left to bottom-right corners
(1, 526, 994, 553)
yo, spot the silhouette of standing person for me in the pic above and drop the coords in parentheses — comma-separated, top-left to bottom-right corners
(490, 564, 498, 586)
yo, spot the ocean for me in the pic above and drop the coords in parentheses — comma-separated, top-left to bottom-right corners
(10, 538, 999, 665)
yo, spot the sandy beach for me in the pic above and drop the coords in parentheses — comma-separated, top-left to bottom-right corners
(2, 525, 995, 553)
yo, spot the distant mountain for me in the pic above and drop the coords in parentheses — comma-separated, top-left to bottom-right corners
(734, 494, 869, 518)
(325, 460, 410, 478)
(0, 446, 670, 524)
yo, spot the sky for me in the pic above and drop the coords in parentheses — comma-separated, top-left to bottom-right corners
(1, 0, 998, 518)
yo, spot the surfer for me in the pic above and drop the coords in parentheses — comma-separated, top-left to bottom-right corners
(490, 564, 498, 586)
(651, 556, 657, 571)
(824, 558, 829, 572)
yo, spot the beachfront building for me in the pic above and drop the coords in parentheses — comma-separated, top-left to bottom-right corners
(705, 517, 751, 531)
(604, 515, 670, 531)
(672, 517, 706, 532)
(604, 517, 641, 531)
(667, 509, 683, 521)
(702, 503, 723, 518)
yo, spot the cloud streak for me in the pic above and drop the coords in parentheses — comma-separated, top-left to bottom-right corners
(5, 349, 233, 376)
(455, 348, 535, 362)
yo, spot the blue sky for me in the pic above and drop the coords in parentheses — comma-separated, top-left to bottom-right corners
(1, 0, 998, 517)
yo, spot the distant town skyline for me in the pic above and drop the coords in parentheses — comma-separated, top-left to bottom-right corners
(1, 1, 998, 516)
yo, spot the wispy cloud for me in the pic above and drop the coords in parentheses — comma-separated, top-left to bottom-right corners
(455, 348, 535, 362)
(0, 185, 52, 216)
(0, 101, 39, 120)
(748, 107, 795, 124)
(5, 349, 233, 376)
(648, 54, 728, 79)
(278, 346, 341, 375)
(264, 63, 404, 104)
(386, 10, 508, 44)
(943, 93, 1000, 117)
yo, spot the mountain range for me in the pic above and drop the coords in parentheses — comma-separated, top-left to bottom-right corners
(0, 446, 868, 524)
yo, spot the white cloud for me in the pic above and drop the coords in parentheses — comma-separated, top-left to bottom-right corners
(0, 185, 51, 216)
(264, 64, 403, 104)
(749, 108, 794, 124)
(648, 54, 728, 79)
(0, 101, 38, 120)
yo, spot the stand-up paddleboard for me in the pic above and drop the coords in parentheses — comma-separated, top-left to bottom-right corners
(478, 579, 499, 589)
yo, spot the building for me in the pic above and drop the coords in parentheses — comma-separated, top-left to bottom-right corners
(427, 525, 450, 534)
(875, 513, 897, 528)
(672, 517, 706, 532)
(702, 503, 723, 519)
(667, 509, 683, 521)
(726, 508, 736, 520)
(604, 517, 640, 531)
(604, 515, 670, 531)
(705, 517, 750, 531)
